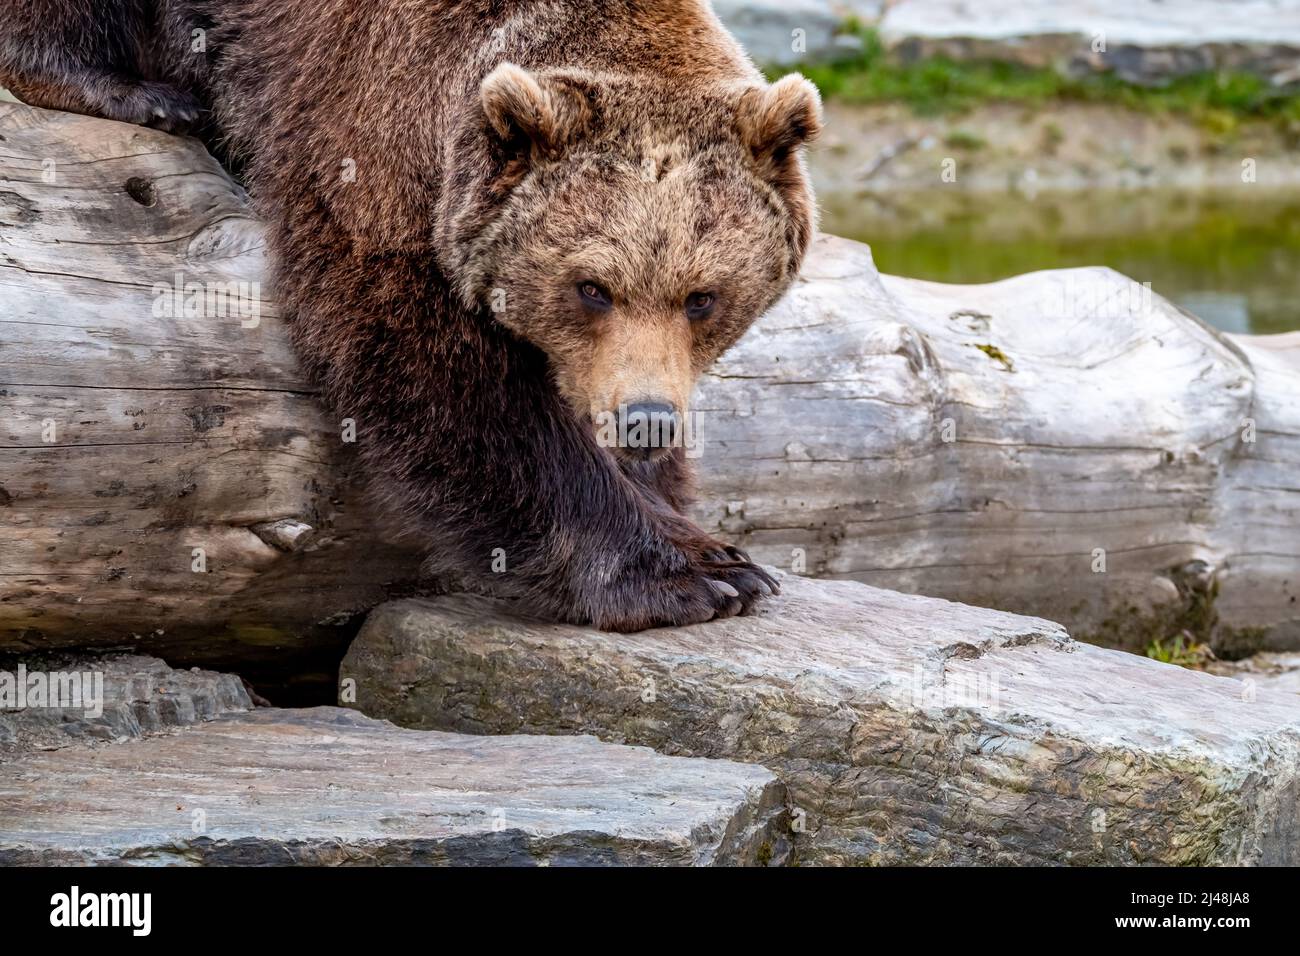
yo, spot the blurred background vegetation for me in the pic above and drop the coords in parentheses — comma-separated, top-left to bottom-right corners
(759, 18, 1300, 334)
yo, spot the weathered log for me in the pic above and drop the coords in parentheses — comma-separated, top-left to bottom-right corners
(2, 101, 1298, 683)
(694, 252, 1300, 655)
(0, 105, 423, 697)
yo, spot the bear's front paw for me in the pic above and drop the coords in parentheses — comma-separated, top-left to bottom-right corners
(588, 548, 779, 632)
(102, 79, 202, 133)
(692, 549, 781, 618)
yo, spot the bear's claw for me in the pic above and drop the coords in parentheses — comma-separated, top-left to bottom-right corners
(700, 557, 779, 616)
(587, 545, 778, 631)
(104, 79, 202, 133)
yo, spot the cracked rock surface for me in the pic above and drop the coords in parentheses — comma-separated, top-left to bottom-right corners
(0, 707, 787, 866)
(0, 654, 250, 761)
(342, 572, 1300, 865)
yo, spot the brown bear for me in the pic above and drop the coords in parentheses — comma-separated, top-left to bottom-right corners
(1, 0, 821, 630)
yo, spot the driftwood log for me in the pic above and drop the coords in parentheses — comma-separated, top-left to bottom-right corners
(0, 105, 422, 696)
(2, 102, 1299, 690)
(696, 247, 1300, 657)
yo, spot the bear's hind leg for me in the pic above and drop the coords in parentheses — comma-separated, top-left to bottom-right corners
(0, 0, 200, 132)
(5, 72, 200, 131)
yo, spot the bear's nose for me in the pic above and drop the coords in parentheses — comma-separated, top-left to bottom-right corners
(620, 401, 679, 457)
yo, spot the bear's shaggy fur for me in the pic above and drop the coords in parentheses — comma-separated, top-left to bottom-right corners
(2, 0, 822, 629)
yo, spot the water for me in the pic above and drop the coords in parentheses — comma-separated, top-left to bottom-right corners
(818, 189, 1300, 335)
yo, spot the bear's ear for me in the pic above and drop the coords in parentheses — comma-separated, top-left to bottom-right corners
(480, 62, 591, 163)
(734, 74, 823, 172)
(734, 75, 823, 273)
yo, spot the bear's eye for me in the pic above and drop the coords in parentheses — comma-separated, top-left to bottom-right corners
(577, 281, 612, 310)
(685, 291, 716, 321)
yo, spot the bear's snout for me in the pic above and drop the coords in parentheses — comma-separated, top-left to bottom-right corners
(617, 400, 679, 460)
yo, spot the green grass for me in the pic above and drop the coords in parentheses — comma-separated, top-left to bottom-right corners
(943, 129, 987, 150)
(770, 27, 1300, 129)
(1145, 635, 1215, 669)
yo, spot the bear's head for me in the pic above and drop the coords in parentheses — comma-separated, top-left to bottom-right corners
(447, 63, 821, 461)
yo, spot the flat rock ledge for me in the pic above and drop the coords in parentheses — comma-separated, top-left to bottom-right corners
(343, 573, 1300, 866)
(0, 707, 786, 866)
(0, 654, 250, 761)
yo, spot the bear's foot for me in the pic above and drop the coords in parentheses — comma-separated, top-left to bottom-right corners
(98, 78, 202, 132)
(588, 541, 779, 632)
(8, 72, 201, 133)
